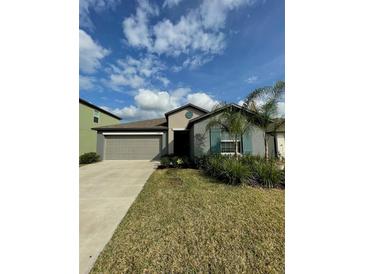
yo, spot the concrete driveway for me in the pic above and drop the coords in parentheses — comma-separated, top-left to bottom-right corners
(80, 160, 158, 274)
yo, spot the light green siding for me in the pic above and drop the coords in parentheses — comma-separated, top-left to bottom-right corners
(79, 103, 120, 156)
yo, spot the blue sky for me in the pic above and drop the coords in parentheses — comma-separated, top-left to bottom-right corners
(79, 0, 284, 121)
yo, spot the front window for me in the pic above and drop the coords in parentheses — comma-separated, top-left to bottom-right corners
(221, 140, 241, 154)
(93, 110, 100, 123)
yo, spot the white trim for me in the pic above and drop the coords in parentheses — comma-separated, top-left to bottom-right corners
(102, 132, 164, 136)
(172, 128, 187, 131)
(221, 140, 241, 142)
(221, 152, 242, 155)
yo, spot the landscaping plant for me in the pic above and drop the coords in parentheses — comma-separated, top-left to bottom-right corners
(250, 160, 284, 188)
(79, 152, 100, 164)
(198, 154, 284, 187)
(242, 80, 285, 160)
(159, 155, 190, 168)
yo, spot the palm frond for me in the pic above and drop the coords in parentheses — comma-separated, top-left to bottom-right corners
(245, 87, 270, 104)
(243, 80, 285, 128)
(272, 80, 285, 101)
(261, 98, 278, 118)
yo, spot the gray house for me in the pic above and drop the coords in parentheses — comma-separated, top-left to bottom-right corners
(93, 103, 267, 160)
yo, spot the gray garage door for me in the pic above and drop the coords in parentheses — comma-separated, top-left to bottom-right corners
(104, 135, 162, 160)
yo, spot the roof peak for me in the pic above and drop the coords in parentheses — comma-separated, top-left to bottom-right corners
(164, 103, 209, 117)
(79, 98, 121, 120)
(187, 103, 257, 126)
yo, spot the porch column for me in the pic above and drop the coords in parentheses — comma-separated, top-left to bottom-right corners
(168, 128, 174, 154)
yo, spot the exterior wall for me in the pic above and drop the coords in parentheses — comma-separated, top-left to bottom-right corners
(192, 118, 211, 157)
(96, 132, 105, 159)
(267, 134, 276, 157)
(79, 103, 120, 156)
(191, 113, 266, 158)
(250, 126, 265, 156)
(161, 132, 168, 156)
(96, 131, 168, 161)
(167, 107, 206, 154)
(276, 133, 285, 158)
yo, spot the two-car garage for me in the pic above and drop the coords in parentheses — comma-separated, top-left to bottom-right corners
(104, 135, 162, 160)
(94, 117, 168, 161)
(97, 132, 166, 160)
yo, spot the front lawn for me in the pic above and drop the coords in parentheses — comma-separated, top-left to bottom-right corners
(91, 169, 285, 273)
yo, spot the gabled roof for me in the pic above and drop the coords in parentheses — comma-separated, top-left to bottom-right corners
(79, 98, 121, 120)
(164, 103, 209, 118)
(92, 118, 167, 131)
(187, 103, 255, 127)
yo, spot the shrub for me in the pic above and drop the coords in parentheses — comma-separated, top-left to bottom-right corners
(221, 158, 252, 185)
(159, 156, 171, 168)
(198, 154, 252, 185)
(79, 152, 100, 164)
(197, 154, 284, 187)
(159, 155, 190, 168)
(250, 160, 284, 188)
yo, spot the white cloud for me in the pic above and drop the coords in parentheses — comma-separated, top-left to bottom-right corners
(123, 0, 251, 68)
(245, 75, 258, 83)
(101, 105, 162, 121)
(80, 0, 122, 30)
(105, 55, 167, 89)
(135, 89, 177, 111)
(171, 87, 190, 98)
(163, 0, 183, 8)
(200, 0, 255, 30)
(122, 0, 158, 49)
(156, 76, 170, 86)
(187, 92, 219, 110)
(104, 88, 217, 121)
(79, 75, 96, 90)
(109, 73, 145, 89)
(79, 29, 110, 74)
(152, 11, 225, 56)
(182, 55, 214, 70)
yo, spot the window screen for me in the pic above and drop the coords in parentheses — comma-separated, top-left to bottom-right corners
(221, 141, 241, 153)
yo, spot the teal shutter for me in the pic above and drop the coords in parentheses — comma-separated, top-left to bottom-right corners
(242, 130, 252, 155)
(210, 128, 221, 154)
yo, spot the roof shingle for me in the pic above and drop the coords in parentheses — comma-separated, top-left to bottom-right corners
(92, 118, 167, 131)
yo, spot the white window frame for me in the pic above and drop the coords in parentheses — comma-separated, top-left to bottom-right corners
(220, 139, 241, 155)
(93, 110, 100, 123)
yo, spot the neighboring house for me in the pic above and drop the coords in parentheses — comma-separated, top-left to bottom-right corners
(79, 98, 121, 156)
(267, 119, 285, 159)
(93, 103, 268, 160)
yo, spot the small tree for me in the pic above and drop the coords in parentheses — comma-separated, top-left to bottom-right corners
(206, 104, 251, 159)
(243, 80, 285, 160)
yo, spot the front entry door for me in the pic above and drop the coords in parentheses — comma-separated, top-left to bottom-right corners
(174, 130, 190, 156)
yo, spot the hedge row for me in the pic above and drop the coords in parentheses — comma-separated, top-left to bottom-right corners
(197, 154, 284, 188)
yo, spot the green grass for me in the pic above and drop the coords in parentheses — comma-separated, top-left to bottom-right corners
(91, 169, 285, 273)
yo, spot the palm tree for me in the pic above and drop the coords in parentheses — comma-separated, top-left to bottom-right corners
(206, 103, 251, 159)
(242, 80, 285, 160)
